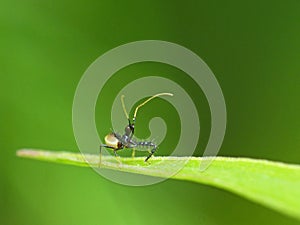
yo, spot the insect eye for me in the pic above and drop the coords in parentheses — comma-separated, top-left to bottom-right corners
(125, 125, 131, 135)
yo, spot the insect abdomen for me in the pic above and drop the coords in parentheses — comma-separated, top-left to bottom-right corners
(104, 133, 119, 149)
(136, 141, 156, 151)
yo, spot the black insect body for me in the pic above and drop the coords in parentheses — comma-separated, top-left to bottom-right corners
(99, 93, 173, 165)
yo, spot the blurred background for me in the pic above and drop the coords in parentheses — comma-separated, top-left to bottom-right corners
(1, 0, 300, 224)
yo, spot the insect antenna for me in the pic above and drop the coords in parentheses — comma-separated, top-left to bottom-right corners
(121, 95, 130, 124)
(133, 92, 173, 122)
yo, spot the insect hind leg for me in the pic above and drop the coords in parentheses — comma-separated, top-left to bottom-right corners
(145, 146, 157, 162)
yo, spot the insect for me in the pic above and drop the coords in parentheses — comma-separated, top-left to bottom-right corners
(99, 92, 173, 165)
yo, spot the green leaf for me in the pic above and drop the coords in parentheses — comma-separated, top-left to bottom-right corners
(17, 149, 300, 220)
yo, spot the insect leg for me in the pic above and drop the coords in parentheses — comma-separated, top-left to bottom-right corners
(145, 145, 157, 162)
(126, 140, 137, 158)
(99, 144, 116, 167)
(131, 149, 136, 158)
(113, 149, 118, 157)
(113, 149, 123, 164)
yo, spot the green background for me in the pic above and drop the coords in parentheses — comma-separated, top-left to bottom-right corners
(1, 0, 300, 225)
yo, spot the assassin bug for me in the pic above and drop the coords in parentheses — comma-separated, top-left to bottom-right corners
(99, 92, 173, 166)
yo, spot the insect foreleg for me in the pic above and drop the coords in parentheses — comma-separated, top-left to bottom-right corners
(99, 144, 116, 167)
